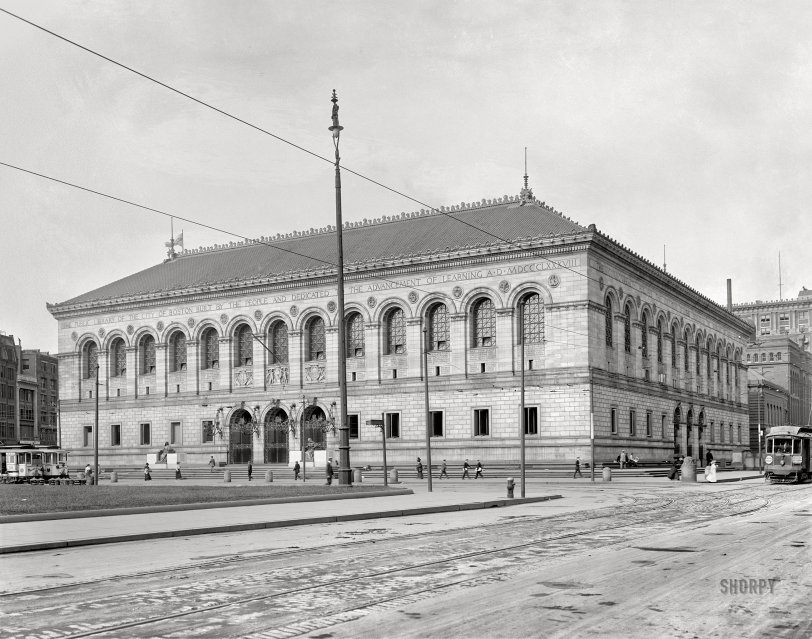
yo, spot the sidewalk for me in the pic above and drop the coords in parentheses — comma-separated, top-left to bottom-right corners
(0, 471, 763, 555)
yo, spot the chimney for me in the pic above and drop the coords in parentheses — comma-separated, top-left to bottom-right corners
(726, 279, 733, 311)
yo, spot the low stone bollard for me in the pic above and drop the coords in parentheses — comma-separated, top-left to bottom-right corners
(602, 466, 612, 482)
(506, 477, 515, 498)
(390, 468, 399, 484)
(110, 471, 118, 483)
(680, 456, 697, 482)
(353, 468, 362, 483)
(224, 469, 231, 483)
(265, 470, 273, 483)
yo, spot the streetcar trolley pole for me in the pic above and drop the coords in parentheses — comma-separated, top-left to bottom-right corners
(367, 416, 388, 487)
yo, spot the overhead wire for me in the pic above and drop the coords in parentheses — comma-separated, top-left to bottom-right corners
(0, 7, 752, 345)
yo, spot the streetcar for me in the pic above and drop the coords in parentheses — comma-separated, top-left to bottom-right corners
(764, 426, 812, 484)
(0, 445, 70, 483)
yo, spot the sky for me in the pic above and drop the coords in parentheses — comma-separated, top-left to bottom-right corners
(0, 0, 810, 354)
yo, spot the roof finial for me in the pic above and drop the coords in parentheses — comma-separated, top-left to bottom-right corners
(519, 147, 534, 205)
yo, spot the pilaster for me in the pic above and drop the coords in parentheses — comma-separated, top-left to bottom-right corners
(325, 326, 338, 383)
(365, 322, 381, 383)
(187, 340, 200, 395)
(449, 313, 467, 378)
(155, 343, 168, 397)
(289, 330, 303, 389)
(219, 337, 232, 393)
(406, 318, 423, 378)
(495, 308, 513, 372)
(99, 349, 109, 401)
(252, 333, 266, 391)
(126, 347, 137, 398)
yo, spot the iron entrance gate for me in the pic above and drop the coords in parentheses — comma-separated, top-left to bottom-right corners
(264, 408, 289, 464)
(229, 409, 253, 464)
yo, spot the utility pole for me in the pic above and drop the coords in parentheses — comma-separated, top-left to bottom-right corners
(519, 301, 526, 498)
(423, 326, 433, 492)
(94, 363, 99, 485)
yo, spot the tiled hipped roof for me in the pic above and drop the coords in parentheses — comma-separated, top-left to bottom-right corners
(52, 196, 588, 309)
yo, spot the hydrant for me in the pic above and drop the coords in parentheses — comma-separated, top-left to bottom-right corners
(506, 477, 515, 498)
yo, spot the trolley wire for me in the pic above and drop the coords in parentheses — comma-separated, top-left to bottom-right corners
(0, 7, 753, 345)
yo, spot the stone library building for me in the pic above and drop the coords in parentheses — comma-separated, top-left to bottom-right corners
(48, 186, 753, 470)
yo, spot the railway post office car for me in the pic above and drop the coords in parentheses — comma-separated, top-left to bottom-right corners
(0, 445, 69, 483)
(764, 426, 812, 483)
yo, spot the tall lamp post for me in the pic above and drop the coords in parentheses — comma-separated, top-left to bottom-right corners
(422, 326, 433, 492)
(94, 363, 99, 485)
(519, 301, 526, 498)
(329, 90, 351, 485)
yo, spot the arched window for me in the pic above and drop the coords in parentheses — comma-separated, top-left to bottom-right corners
(761, 352, 766, 362)
(385, 307, 406, 355)
(427, 303, 449, 351)
(656, 319, 663, 363)
(641, 313, 649, 359)
(520, 293, 543, 344)
(83, 341, 98, 379)
(169, 331, 187, 372)
(201, 327, 219, 369)
(683, 330, 689, 372)
(624, 304, 632, 353)
(307, 316, 326, 360)
(111, 338, 126, 377)
(346, 312, 365, 358)
(269, 321, 288, 364)
(472, 298, 495, 347)
(140, 335, 156, 375)
(235, 324, 253, 367)
(604, 297, 613, 347)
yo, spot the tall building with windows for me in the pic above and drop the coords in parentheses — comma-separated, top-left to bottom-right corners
(48, 188, 753, 468)
(734, 288, 812, 436)
(0, 332, 18, 443)
(19, 350, 59, 445)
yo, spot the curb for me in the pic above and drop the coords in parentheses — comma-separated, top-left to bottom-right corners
(0, 487, 413, 524)
(0, 494, 562, 554)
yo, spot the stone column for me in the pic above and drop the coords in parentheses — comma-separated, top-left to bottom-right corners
(664, 333, 674, 385)
(155, 343, 168, 397)
(365, 322, 381, 383)
(495, 308, 514, 372)
(614, 313, 627, 375)
(187, 340, 200, 395)
(288, 330, 303, 389)
(632, 321, 645, 378)
(449, 313, 467, 378)
(218, 337, 232, 393)
(406, 318, 423, 378)
(252, 332, 266, 391)
(325, 326, 338, 383)
(126, 347, 137, 398)
(99, 349, 109, 401)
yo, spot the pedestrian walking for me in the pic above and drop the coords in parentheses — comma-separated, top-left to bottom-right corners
(475, 460, 483, 479)
(705, 450, 714, 467)
(247, 460, 253, 482)
(175, 462, 182, 480)
(416, 457, 424, 479)
(620, 449, 628, 469)
(325, 457, 334, 485)
(439, 459, 448, 479)
(462, 459, 470, 479)
(208, 456, 216, 473)
(144, 463, 152, 481)
(573, 457, 583, 478)
(84, 464, 91, 483)
(293, 460, 301, 480)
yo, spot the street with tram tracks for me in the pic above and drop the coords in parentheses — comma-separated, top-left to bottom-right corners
(0, 482, 809, 639)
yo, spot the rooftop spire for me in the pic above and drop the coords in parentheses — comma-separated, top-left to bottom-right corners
(519, 147, 534, 205)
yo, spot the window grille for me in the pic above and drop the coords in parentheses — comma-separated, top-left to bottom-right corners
(706, 341, 712, 379)
(472, 298, 495, 347)
(113, 339, 126, 376)
(671, 326, 677, 366)
(428, 304, 449, 351)
(346, 312, 365, 357)
(521, 293, 543, 344)
(84, 342, 98, 379)
(141, 336, 156, 374)
(604, 297, 613, 347)
(386, 307, 406, 354)
(270, 321, 288, 364)
(171, 332, 187, 372)
(236, 325, 253, 366)
(624, 305, 632, 353)
(202, 329, 219, 369)
(641, 314, 649, 359)
(657, 320, 663, 363)
(683, 332, 689, 372)
(307, 317, 326, 360)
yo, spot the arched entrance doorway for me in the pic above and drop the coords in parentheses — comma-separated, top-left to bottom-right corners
(697, 411, 705, 465)
(229, 408, 253, 464)
(264, 408, 289, 464)
(302, 405, 327, 460)
(673, 407, 682, 456)
(686, 408, 694, 458)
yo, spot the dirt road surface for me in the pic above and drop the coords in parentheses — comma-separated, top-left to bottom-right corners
(1, 482, 808, 638)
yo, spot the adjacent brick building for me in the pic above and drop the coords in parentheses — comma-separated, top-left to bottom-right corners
(48, 187, 753, 468)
